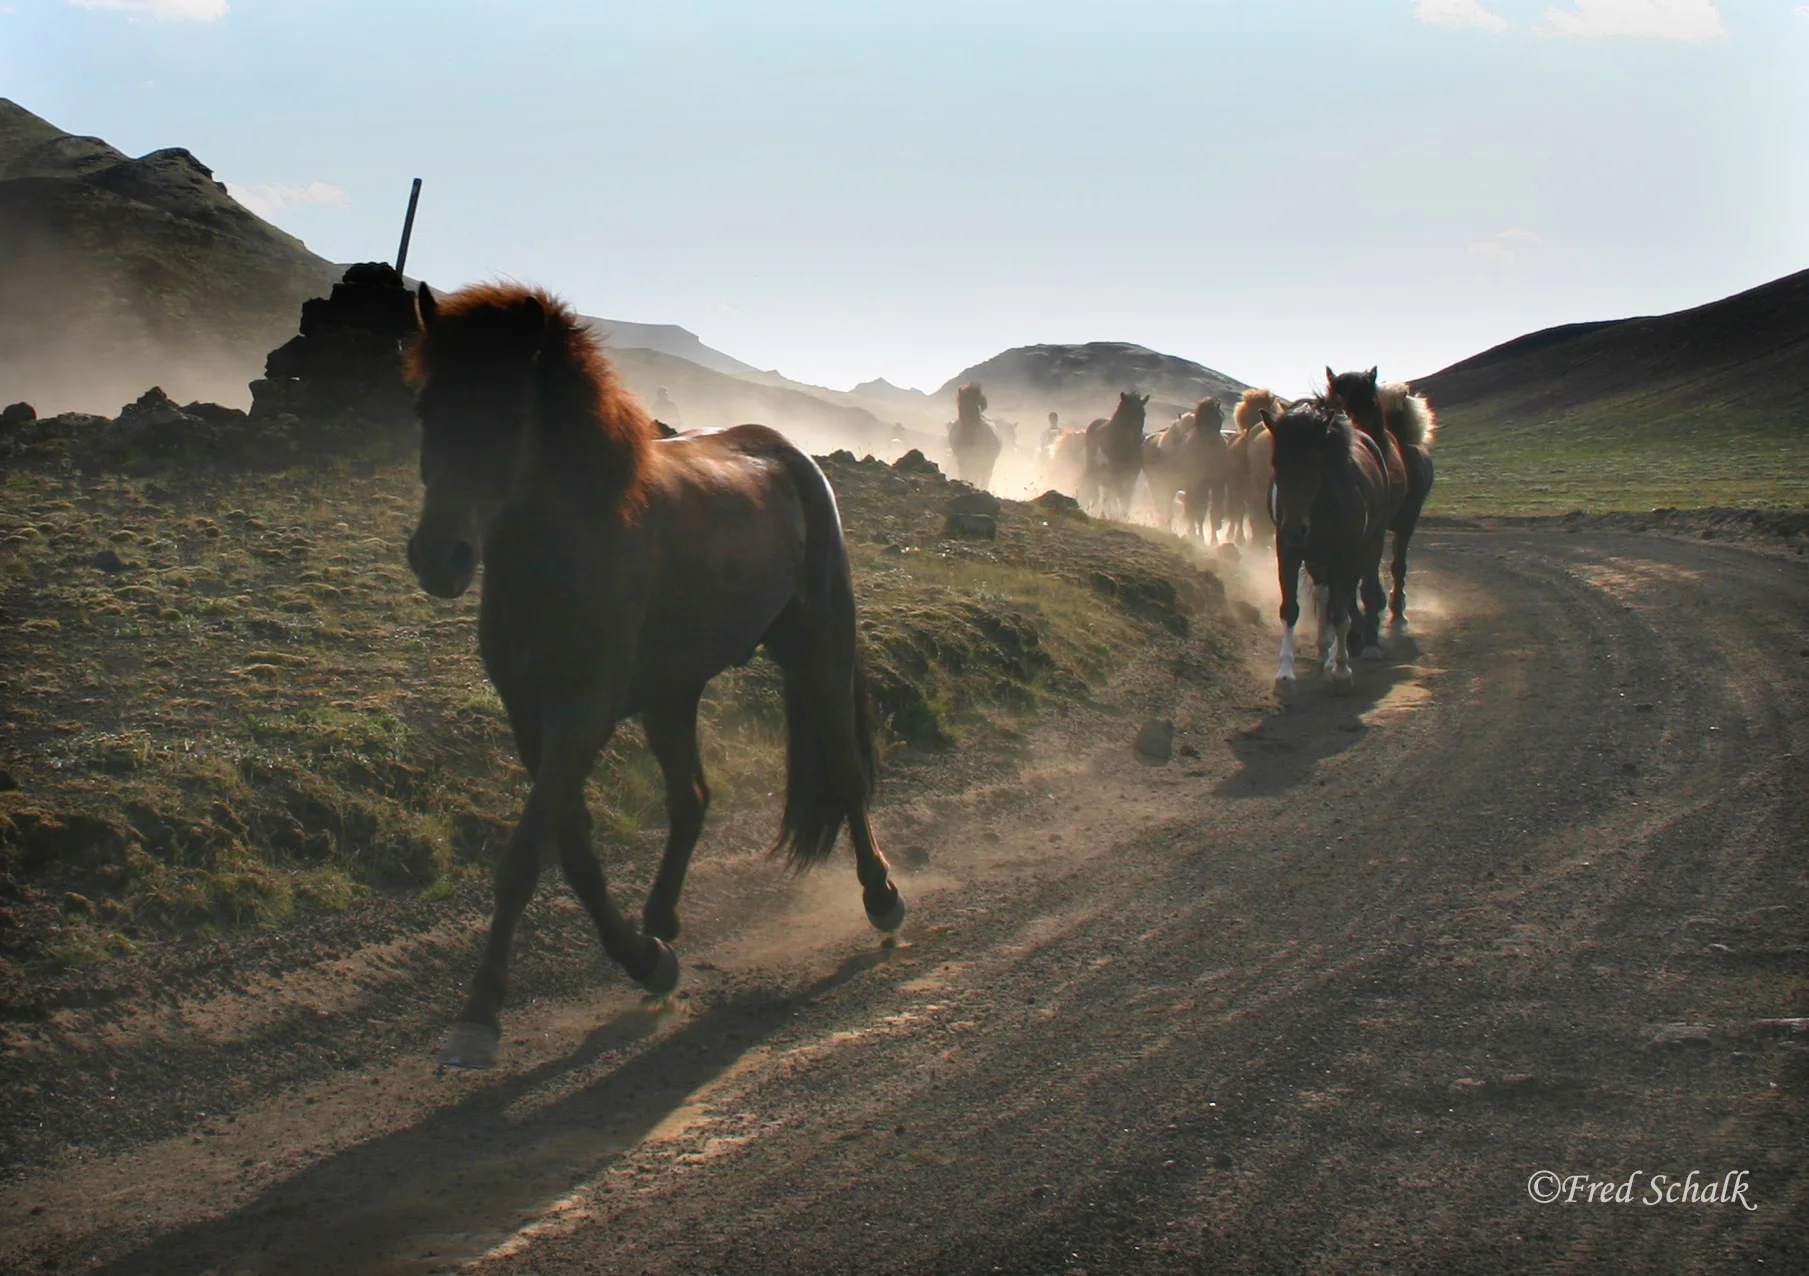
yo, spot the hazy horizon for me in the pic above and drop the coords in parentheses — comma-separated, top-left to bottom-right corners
(5, 0, 1805, 398)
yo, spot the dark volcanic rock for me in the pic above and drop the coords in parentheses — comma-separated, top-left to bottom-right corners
(892, 449, 944, 479)
(944, 511, 998, 540)
(946, 486, 1002, 518)
(249, 261, 418, 432)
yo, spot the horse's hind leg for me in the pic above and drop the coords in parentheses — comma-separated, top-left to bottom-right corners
(1360, 561, 1389, 659)
(639, 692, 709, 943)
(1389, 522, 1418, 626)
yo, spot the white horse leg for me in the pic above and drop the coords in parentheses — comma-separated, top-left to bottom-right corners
(1277, 623, 1297, 683)
(1330, 610, 1354, 682)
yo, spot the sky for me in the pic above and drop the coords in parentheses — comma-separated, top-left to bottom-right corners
(3, 0, 1806, 395)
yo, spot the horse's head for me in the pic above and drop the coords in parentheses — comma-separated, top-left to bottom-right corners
(1113, 391, 1149, 429)
(404, 282, 549, 598)
(1266, 399, 1346, 552)
(957, 382, 987, 420)
(1195, 397, 1225, 440)
(1324, 367, 1380, 425)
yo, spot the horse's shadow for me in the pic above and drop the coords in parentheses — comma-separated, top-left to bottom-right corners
(95, 948, 899, 1276)
(1215, 633, 1425, 798)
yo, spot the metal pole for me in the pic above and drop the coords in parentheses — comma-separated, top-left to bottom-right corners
(394, 177, 423, 277)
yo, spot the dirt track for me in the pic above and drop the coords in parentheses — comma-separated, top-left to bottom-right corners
(3, 527, 1806, 1274)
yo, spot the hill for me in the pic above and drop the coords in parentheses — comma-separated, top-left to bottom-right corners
(939, 342, 1249, 431)
(1413, 268, 1809, 514)
(0, 99, 343, 415)
(582, 317, 763, 378)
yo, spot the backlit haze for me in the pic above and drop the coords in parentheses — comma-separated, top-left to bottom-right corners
(5, 0, 1805, 395)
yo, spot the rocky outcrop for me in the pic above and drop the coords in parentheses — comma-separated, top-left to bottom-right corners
(250, 261, 418, 430)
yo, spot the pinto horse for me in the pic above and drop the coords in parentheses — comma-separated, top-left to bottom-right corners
(947, 381, 1003, 489)
(1325, 368, 1437, 626)
(1266, 397, 1406, 684)
(405, 282, 906, 1069)
(1079, 390, 1149, 519)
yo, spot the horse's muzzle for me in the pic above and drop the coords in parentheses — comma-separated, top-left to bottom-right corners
(407, 532, 476, 598)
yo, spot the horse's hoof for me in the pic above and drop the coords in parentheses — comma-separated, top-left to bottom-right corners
(1331, 665, 1355, 684)
(867, 887, 908, 933)
(438, 1021, 500, 1070)
(1361, 644, 1385, 660)
(636, 939, 680, 996)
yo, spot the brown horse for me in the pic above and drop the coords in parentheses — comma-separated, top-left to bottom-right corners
(947, 381, 1003, 489)
(1080, 390, 1149, 519)
(1267, 397, 1407, 683)
(1325, 368, 1437, 627)
(1224, 388, 1290, 547)
(1143, 397, 1230, 539)
(405, 282, 905, 1069)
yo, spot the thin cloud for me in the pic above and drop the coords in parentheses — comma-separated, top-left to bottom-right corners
(226, 181, 350, 220)
(1468, 227, 1544, 263)
(1539, 0, 1727, 41)
(1413, 0, 1511, 33)
(69, 0, 227, 19)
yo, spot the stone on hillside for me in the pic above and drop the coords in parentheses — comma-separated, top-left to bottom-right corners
(1031, 490, 1085, 517)
(892, 448, 944, 479)
(944, 511, 997, 540)
(946, 485, 1002, 518)
(1135, 718, 1175, 762)
(1, 402, 36, 429)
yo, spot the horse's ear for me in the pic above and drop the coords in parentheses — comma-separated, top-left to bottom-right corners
(1325, 366, 1335, 388)
(1366, 367, 1378, 385)
(1139, 393, 1150, 405)
(416, 282, 438, 330)
(1258, 409, 1273, 427)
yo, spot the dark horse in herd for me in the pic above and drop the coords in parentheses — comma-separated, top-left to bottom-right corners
(1266, 370, 1439, 684)
(406, 282, 906, 1068)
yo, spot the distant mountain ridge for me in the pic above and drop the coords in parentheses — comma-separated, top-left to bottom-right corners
(581, 317, 763, 378)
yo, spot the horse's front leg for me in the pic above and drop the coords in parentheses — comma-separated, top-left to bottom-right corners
(439, 699, 626, 1069)
(1276, 547, 1303, 684)
(1328, 573, 1356, 683)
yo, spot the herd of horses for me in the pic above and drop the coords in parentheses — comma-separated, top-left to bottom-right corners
(947, 375, 1439, 685)
(400, 281, 1437, 1065)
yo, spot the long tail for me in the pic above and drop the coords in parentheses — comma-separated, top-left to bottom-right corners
(771, 454, 876, 869)
(1377, 382, 1438, 450)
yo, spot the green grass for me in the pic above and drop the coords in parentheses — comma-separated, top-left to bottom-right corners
(0, 452, 1233, 969)
(1433, 394, 1809, 516)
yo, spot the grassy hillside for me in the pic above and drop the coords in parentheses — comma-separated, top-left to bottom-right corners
(1416, 269, 1809, 515)
(0, 442, 1234, 999)
(0, 99, 343, 415)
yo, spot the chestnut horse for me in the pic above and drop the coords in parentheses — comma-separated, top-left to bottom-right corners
(405, 282, 905, 1069)
(1324, 368, 1437, 626)
(1224, 388, 1290, 547)
(1266, 397, 1406, 684)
